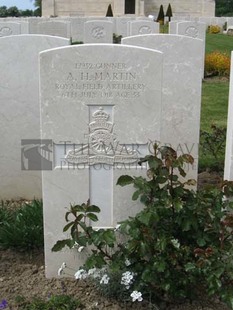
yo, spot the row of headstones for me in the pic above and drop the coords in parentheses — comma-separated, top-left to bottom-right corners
(171, 15, 233, 34)
(171, 15, 228, 27)
(1, 15, 233, 42)
(0, 33, 204, 276)
(0, 17, 159, 41)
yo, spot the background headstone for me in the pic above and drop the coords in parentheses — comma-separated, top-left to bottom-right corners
(0, 22, 21, 37)
(29, 19, 71, 38)
(224, 51, 233, 180)
(0, 35, 70, 200)
(40, 44, 163, 277)
(128, 20, 160, 36)
(176, 21, 206, 78)
(122, 34, 203, 182)
(84, 20, 113, 43)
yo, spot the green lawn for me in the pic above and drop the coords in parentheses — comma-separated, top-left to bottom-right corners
(205, 33, 233, 55)
(201, 80, 229, 131)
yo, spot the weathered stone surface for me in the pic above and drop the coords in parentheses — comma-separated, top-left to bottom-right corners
(0, 35, 70, 200)
(84, 20, 113, 43)
(122, 34, 203, 182)
(40, 44, 163, 277)
(224, 52, 233, 180)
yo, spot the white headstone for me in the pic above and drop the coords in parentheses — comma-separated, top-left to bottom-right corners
(224, 52, 233, 180)
(169, 21, 178, 34)
(40, 44, 163, 277)
(128, 20, 159, 36)
(176, 22, 206, 78)
(0, 22, 21, 37)
(84, 20, 113, 43)
(116, 17, 135, 37)
(30, 19, 71, 38)
(122, 34, 203, 181)
(176, 21, 206, 40)
(70, 17, 87, 42)
(0, 35, 70, 200)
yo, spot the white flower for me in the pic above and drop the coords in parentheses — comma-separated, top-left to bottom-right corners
(121, 271, 134, 289)
(88, 268, 97, 276)
(71, 241, 79, 249)
(57, 262, 66, 276)
(125, 259, 131, 266)
(58, 267, 63, 276)
(130, 290, 143, 302)
(100, 274, 110, 284)
(171, 238, 180, 249)
(74, 269, 88, 280)
(78, 246, 85, 252)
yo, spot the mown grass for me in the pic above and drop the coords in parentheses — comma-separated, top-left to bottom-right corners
(205, 33, 233, 55)
(201, 80, 229, 131)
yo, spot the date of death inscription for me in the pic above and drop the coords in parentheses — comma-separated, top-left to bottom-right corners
(54, 62, 147, 99)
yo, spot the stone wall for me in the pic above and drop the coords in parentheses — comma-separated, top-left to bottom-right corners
(145, 0, 215, 17)
(42, 0, 215, 17)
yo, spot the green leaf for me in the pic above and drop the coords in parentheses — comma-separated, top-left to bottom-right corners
(154, 261, 166, 272)
(116, 175, 134, 186)
(65, 211, 70, 222)
(63, 221, 75, 232)
(76, 214, 84, 221)
(87, 205, 101, 213)
(137, 211, 151, 226)
(72, 204, 85, 212)
(197, 238, 206, 247)
(52, 239, 74, 252)
(178, 167, 186, 178)
(148, 157, 161, 169)
(103, 230, 116, 244)
(87, 213, 98, 222)
(132, 190, 140, 201)
(185, 262, 196, 272)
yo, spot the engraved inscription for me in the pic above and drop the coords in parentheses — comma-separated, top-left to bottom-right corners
(0, 27, 13, 37)
(91, 26, 105, 39)
(139, 26, 152, 34)
(65, 107, 138, 165)
(185, 26, 199, 38)
(55, 62, 146, 99)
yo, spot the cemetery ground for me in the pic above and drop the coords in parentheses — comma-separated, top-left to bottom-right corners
(0, 34, 233, 309)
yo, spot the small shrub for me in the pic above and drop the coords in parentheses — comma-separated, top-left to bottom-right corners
(199, 124, 226, 172)
(205, 51, 230, 77)
(54, 144, 233, 308)
(113, 33, 122, 44)
(208, 25, 221, 34)
(0, 199, 43, 250)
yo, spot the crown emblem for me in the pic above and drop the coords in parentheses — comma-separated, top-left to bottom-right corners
(89, 107, 113, 133)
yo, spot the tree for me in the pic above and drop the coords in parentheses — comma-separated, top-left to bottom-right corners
(216, 0, 233, 16)
(21, 9, 34, 17)
(106, 4, 113, 17)
(165, 3, 173, 22)
(7, 6, 19, 17)
(0, 6, 8, 17)
(34, 0, 41, 16)
(156, 4, 165, 25)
